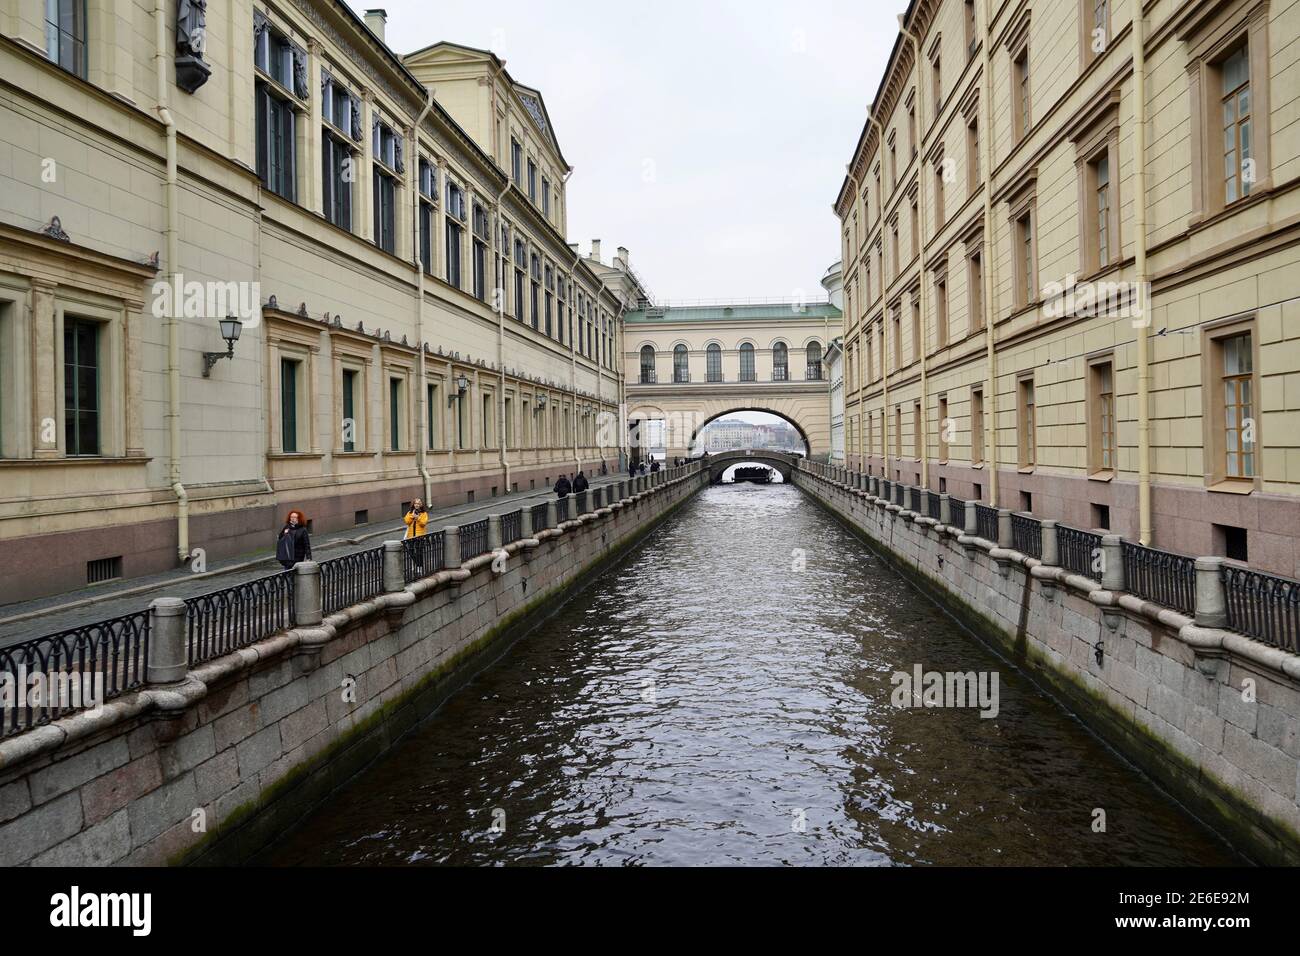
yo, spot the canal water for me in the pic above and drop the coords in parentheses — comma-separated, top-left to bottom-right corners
(266, 484, 1240, 866)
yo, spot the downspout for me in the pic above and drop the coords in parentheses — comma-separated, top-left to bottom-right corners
(980, 0, 999, 508)
(900, 17, 930, 490)
(411, 90, 434, 505)
(1132, 0, 1152, 544)
(495, 176, 511, 492)
(845, 165, 865, 470)
(610, 302, 626, 464)
(156, 0, 187, 563)
(566, 171, 580, 473)
(868, 112, 890, 482)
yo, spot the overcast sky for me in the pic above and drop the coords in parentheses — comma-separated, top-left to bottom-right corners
(349, 0, 898, 302)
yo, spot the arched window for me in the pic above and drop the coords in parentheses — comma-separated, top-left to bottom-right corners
(773, 342, 789, 381)
(806, 341, 823, 381)
(706, 344, 723, 383)
(673, 345, 690, 383)
(740, 343, 756, 382)
(640, 345, 656, 384)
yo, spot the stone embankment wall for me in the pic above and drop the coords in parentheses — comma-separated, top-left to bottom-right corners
(0, 468, 706, 866)
(797, 464, 1300, 866)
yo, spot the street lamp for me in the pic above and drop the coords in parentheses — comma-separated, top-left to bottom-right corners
(202, 315, 243, 377)
(448, 374, 470, 407)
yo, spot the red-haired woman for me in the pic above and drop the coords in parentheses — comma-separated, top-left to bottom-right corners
(276, 510, 313, 569)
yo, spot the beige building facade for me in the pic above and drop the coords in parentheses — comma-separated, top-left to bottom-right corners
(625, 301, 839, 460)
(836, 0, 1300, 576)
(0, 1, 638, 603)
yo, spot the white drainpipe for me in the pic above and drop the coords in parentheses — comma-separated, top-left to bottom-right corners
(411, 90, 434, 504)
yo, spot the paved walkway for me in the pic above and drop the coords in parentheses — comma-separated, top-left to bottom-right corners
(0, 473, 631, 646)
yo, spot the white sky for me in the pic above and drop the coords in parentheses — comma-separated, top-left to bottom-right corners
(348, 0, 898, 301)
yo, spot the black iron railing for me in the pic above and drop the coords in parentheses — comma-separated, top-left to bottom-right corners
(531, 501, 550, 532)
(575, 490, 588, 515)
(909, 487, 921, 513)
(1223, 566, 1300, 653)
(320, 547, 384, 616)
(975, 504, 999, 543)
(1057, 525, 1103, 579)
(927, 493, 942, 521)
(1123, 542, 1197, 616)
(1012, 514, 1043, 559)
(460, 519, 490, 561)
(557, 497, 570, 523)
(0, 611, 150, 738)
(186, 570, 296, 666)
(949, 497, 967, 530)
(501, 509, 523, 545)
(881, 479, 893, 502)
(404, 531, 445, 584)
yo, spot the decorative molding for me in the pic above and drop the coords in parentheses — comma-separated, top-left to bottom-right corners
(40, 216, 71, 242)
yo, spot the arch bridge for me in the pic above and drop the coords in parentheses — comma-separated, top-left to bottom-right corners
(703, 450, 801, 485)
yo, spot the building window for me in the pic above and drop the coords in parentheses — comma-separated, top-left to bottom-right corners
(527, 159, 537, 203)
(530, 255, 541, 330)
(482, 393, 494, 447)
(1014, 210, 1036, 308)
(427, 383, 441, 449)
(1221, 331, 1256, 479)
(1221, 45, 1252, 206)
(806, 342, 823, 381)
(967, 118, 980, 192)
(418, 159, 436, 274)
(389, 377, 403, 451)
(938, 395, 950, 462)
(935, 275, 948, 347)
(1088, 357, 1115, 474)
(931, 51, 942, 117)
(542, 178, 551, 218)
(907, 101, 917, 159)
(445, 181, 466, 289)
(890, 221, 899, 280)
(934, 162, 946, 231)
(280, 357, 300, 454)
(894, 406, 903, 459)
(514, 241, 527, 321)
(640, 346, 656, 384)
(543, 265, 554, 337)
(63, 318, 99, 457)
(674, 345, 690, 383)
(256, 84, 296, 202)
(740, 343, 756, 382)
(891, 305, 902, 370)
(1012, 47, 1031, 143)
(322, 134, 352, 229)
(913, 400, 923, 459)
(472, 204, 489, 301)
(1018, 376, 1036, 469)
(372, 166, 396, 254)
(1094, 153, 1112, 267)
(1085, 0, 1110, 63)
(968, 250, 984, 332)
(511, 138, 523, 185)
(971, 387, 984, 465)
(342, 368, 358, 452)
(911, 295, 922, 362)
(910, 199, 919, 259)
(707, 344, 722, 383)
(46, 0, 88, 77)
(965, 0, 978, 58)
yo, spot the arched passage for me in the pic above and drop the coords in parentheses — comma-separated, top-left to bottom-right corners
(626, 398, 825, 462)
(689, 408, 811, 458)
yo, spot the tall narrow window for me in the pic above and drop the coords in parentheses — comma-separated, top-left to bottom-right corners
(472, 204, 489, 301)
(892, 306, 902, 370)
(965, 0, 978, 58)
(445, 181, 465, 289)
(514, 240, 527, 321)
(1089, 358, 1115, 474)
(934, 162, 946, 230)
(935, 276, 949, 347)
(911, 296, 922, 362)
(1223, 332, 1255, 478)
(1094, 154, 1111, 266)
(543, 265, 554, 336)
(674, 345, 690, 383)
(1013, 48, 1031, 143)
(427, 383, 441, 449)
(971, 387, 985, 465)
(530, 255, 541, 330)
(967, 118, 980, 192)
(256, 82, 296, 201)
(707, 344, 722, 383)
(280, 357, 299, 454)
(456, 390, 468, 450)
(46, 0, 88, 77)
(418, 159, 436, 274)
(1014, 211, 1036, 308)
(373, 166, 396, 254)
(342, 369, 357, 452)
(969, 251, 984, 332)
(740, 344, 756, 382)
(389, 377, 402, 451)
(527, 159, 537, 203)
(910, 200, 919, 259)
(938, 395, 950, 461)
(511, 138, 523, 185)
(894, 406, 903, 459)
(806, 342, 823, 381)
(1018, 377, 1036, 469)
(640, 346, 656, 384)
(482, 393, 493, 447)
(63, 318, 99, 456)
(1221, 46, 1252, 205)
(772, 343, 789, 381)
(913, 400, 923, 459)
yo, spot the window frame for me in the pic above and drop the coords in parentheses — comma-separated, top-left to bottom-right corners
(1201, 317, 1262, 492)
(1087, 353, 1117, 478)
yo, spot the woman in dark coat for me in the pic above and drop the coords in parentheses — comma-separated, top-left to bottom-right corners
(276, 510, 312, 569)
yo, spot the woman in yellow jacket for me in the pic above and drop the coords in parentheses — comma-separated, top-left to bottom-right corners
(404, 499, 429, 539)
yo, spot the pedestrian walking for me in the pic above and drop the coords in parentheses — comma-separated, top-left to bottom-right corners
(554, 473, 572, 498)
(276, 511, 312, 570)
(403, 499, 430, 539)
(574, 471, 589, 495)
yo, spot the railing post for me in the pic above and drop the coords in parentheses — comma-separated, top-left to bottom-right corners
(566, 492, 578, 517)
(964, 501, 979, 537)
(895, 483, 905, 507)
(487, 515, 503, 551)
(295, 560, 323, 627)
(1040, 520, 1059, 567)
(940, 493, 952, 526)
(546, 500, 558, 529)
(519, 505, 534, 539)
(442, 526, 462, 569)
(919, 489, 930, 519)
(997, 510, 1013, 549)
(1195, 557, 1228, 629)
(147, 598, 188, 686)
(1101, 535, 1125, 592)
(383, 540, 405, 592)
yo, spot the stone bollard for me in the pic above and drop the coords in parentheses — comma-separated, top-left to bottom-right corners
(546, 500, 558, 529)
(295, 560, 323, 627)
(1101, 535, 1125, 591)
(442, 526, 462, 569)
(566, 493, 578, 517)
(940, 493, 952, 527)
(383, 540, 406, 592)
(519, 506, 534, 539)
(1194, 557, 1228, 629)
(997, 510, 1013, 549)
(147, 598, 189, 686)
(859, 473, 867, 491)
(919, 490, 931, 519)
(487, 514, 503, 551)
(1040, 520, 1059, 567)
(895, 483, 905, 507)
(964, 500, 979, 537)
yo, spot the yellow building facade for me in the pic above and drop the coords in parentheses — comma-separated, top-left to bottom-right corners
(836, 0, 1300, 576)
(0, 1, 636, 602)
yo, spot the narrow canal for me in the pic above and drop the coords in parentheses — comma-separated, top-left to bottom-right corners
(266, 484, 1240, 866)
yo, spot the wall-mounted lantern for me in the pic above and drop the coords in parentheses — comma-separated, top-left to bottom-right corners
(536, 394, 549, 411)
(448, 374, 470, 407)
(202, 315, 242, 377)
